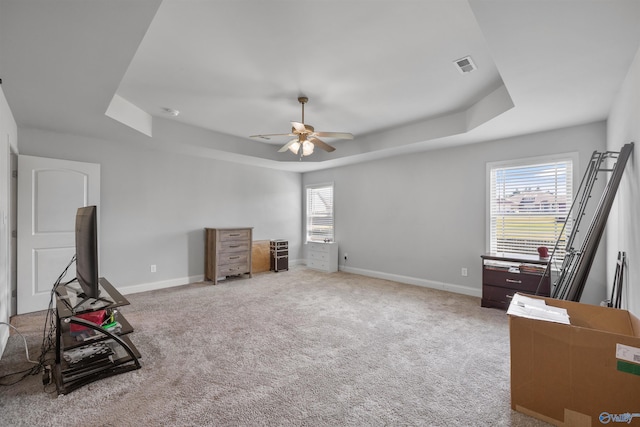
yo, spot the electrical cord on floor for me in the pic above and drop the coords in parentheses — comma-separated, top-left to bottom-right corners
(0, 254, 77, 387)
(0, 322, 39, 364)
(0, 319, 45, 386)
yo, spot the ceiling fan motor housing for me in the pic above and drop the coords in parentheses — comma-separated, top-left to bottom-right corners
(292, 124, 314, 134)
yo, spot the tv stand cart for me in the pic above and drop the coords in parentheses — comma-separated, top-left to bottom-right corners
(52, 278, 141, 395)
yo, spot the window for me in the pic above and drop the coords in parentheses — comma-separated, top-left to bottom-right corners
(488, 155, 574, 262)
(306, 183, 334, 242)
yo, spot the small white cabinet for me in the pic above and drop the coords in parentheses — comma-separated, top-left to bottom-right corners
(306, 242, 338, 273)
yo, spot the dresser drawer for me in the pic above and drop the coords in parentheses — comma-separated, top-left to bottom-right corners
(219, 229, 251, 242)
(220, 240, 251, 252)
(483, 269, 543, 293)
(218, 253, 248, 265)
(218, 262, 250, 276)
(309, 250, 329, 262)
(308, 243, 331, 253)
(308, 259, 330, 271)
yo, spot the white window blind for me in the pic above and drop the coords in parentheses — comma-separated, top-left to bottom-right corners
(306, 184, 334, 242)
(489, 157, 573, 261)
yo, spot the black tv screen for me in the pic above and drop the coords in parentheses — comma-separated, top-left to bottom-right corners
(75, 205, 99, 299)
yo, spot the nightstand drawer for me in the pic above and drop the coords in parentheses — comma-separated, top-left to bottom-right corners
(483, 269, 542, 292)
(482, 284, 518, 309)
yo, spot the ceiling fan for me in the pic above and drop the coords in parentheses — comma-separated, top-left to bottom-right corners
(250, 96, 354, 157)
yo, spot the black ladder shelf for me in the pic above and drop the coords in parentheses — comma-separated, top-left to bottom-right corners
(551, 142, 634, 302)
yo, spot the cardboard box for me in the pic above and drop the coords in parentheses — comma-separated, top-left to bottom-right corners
(509, 294, 640, 426)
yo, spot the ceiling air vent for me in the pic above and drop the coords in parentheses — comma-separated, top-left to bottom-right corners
(453, 56, 476, 74)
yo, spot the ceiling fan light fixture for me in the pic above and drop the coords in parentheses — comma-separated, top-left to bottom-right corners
(302, 140, 314, 156)
(288, 140, 315, 156)
(288, 141, 301, 154)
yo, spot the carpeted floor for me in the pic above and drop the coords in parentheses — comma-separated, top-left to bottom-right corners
(0, 267, 550, 426)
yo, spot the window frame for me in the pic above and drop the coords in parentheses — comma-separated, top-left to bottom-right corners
(305, 182, 335, 243)
(486, 152, 579, 264)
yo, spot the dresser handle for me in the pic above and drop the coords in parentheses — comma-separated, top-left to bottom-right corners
(229, 245, 240, 248)
(506, 279, 522, 284)
(229, 256, 239, 260)
(229, 233, 240, 237)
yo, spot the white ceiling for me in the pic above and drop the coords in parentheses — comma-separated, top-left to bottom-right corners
(1, 0, 640, 172)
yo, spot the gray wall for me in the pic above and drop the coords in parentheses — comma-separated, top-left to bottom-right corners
(16, 120, 610, 306)
(303, 121, 608, 305)
(607, 44, 640, 316)
(18, 127, 302, 292)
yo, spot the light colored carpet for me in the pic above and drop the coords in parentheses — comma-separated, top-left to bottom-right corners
(0, 267, 550, 426)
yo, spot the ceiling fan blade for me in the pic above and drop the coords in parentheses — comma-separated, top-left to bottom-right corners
(310, 137, 335, 152)
(291, 121, 307, 133)
(249, 133, 295, 140)
(314, 131, 354, 140)
(278, 138, 299, 153)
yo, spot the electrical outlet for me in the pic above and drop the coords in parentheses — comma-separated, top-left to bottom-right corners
(461, 267, 468, 277)
(151, 264, 157, 273)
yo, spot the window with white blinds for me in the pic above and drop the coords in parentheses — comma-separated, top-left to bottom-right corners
(306, 184, 334, 242)
(488, 156, 574, 262)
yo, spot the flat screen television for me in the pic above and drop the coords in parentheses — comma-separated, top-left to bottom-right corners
(75, 205, 100, 300)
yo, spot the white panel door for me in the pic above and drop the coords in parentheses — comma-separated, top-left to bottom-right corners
(17, 155, 100, 314)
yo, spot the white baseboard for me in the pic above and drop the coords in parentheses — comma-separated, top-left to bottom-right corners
(115, 259, 473, 299)
(338, 265, 481, 298)
(118, 274, 206, 296)
(117, 259, 307, 296)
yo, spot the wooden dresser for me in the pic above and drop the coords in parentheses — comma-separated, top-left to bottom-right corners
(307, 242, 338, 273)
(481, 253, 550, 310)
(205, 227, 253, 285)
